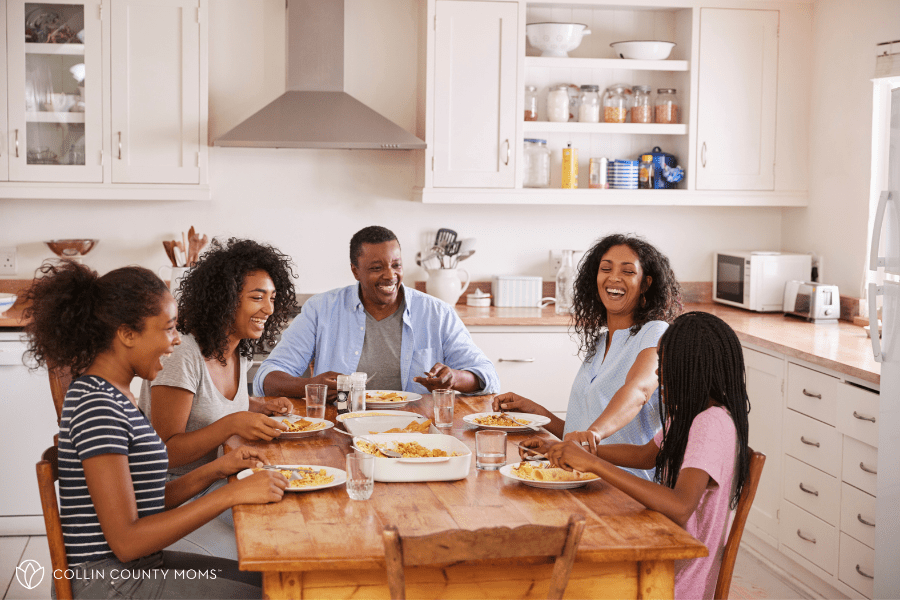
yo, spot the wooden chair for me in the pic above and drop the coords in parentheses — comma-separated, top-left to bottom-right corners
(48, 364, 72, 425)
(36, 445, 73, 600)
(383, 513, 586, 600)
(714, 448, 766, 600)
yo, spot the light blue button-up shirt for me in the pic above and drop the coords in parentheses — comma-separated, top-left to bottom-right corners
(253, 284, 500, 396)
(564, 320, 667, 480)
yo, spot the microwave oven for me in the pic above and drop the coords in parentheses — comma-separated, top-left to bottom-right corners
(713, 251, 812, 312)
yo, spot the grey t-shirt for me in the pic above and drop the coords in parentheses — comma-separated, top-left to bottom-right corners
(355, 298, 405, 391)
(138, 333, 250, 477)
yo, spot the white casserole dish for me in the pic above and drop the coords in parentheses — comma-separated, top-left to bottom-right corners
(352, 433, 471, 482)
(343, 414, 440, 436)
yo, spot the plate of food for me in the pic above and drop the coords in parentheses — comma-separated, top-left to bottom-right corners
(500, 461, 599, 489)
(237, 465, 346, 492)
(272, 415, 333, 439)
(463, 412, 551, 432)
(342, 414, 438, 436)
(363, 390, 423, 408)
(336, 409, 423, 422)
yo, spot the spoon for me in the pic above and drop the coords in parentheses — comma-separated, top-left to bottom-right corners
(333, 428, 403, 458)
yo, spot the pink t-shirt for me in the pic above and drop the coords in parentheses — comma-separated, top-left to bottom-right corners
(653, 406, 738, 600)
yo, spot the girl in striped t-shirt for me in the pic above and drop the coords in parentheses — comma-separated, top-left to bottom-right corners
(25, 262, 288, 599)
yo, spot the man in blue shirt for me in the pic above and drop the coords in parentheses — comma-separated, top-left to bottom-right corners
(254, 226, 499, 397)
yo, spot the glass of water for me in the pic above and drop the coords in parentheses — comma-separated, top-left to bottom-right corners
(305, 384, 327, 419)
(432, 389, 455, 428)
(475, 430, 507, 470)
(346, 453, 375, 500)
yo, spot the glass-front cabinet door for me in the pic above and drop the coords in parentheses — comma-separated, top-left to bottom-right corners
(6, 0, 101, 182)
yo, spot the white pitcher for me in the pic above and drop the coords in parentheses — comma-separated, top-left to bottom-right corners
(425, 268, 470, 305)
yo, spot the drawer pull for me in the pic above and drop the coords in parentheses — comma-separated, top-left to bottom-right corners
(802, 389, 822, 399)
(859, 462, 877, 475)
(498, 358, 535, 363)
(856, 565, 874, 580)
(798, 482, 819, 496)
(853, 411, 876, 423)
(796, 530, 816, 544)
(857, 513, 875, 527)
(800, 436, 820, 448)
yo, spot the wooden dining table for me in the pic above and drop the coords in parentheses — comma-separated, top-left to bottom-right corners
(225, 394, 706, 599)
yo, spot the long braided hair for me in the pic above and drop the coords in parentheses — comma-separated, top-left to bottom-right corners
(655, 311, 750, 509)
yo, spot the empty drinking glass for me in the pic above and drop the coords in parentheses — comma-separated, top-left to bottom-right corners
(346, 453, 375, 500)
(433, 389, 455, 428)
(305, 384, 327, 419)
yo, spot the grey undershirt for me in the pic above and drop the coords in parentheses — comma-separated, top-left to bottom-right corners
(356, 297, 405, 391)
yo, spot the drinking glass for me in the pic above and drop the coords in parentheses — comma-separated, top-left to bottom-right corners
(432, 389, 455, 428)
(305, 384, 327, 419)
(346, 453, 375, 500)
(475, 430, 507, 470)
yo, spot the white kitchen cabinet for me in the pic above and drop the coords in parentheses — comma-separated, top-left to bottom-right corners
(431, 0, 518, 188)
(695, 8, 778, 191)
(469, 326, 581, 416)
(110, 0, 201, 184)
(743, 345, 784, 544)
(0, 6, 8, 181)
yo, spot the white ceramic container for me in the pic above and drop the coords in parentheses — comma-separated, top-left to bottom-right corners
(526, 23, 591, 58)
(610, 40, 676, 60)
(352, 433, 471, 482)
(425, 268, 470, 305)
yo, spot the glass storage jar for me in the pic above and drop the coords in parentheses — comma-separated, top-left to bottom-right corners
(631, 85, 653, 123)
(655, 88, 679, 124)
(602, 84, 631, 123)
(577, 85, 601, 123)
(524, 85, 538, 121)
(547, 85, 570, 122)
(523, 139, 551, 188)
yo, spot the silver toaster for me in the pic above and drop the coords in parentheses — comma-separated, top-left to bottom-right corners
(783, 281, 840, 323)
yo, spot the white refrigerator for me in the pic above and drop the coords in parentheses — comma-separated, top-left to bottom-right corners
(868, 86, 900, 600)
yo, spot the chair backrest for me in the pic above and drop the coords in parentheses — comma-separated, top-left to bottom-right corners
(48, 364, 72, 425)
(36, 445, 73, 600)
(715, 448, 766, 600)
(383, 513, 585, 600)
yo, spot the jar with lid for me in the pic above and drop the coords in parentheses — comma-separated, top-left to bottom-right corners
(639, 154, 655, 189)
(631, 85, 653, 123)
(524, 85, 538, 121)
(602, 84, 631, 123)
(349, 372, 367, 412)
(577, 85, 601, 123)
(547, 85, 570, 122)
(523, 139, 551, 188)
(655, 88, 679, 124)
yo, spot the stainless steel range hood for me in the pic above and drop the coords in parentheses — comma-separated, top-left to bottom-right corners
(214, 0, 425, 150)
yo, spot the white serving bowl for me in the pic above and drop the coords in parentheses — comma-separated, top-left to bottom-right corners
(526, 23, 591, 58)
(610, 40, 676, 60)
(0, 293, 17, 315)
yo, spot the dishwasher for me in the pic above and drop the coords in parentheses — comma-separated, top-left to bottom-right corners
(0, 330, 59, 535)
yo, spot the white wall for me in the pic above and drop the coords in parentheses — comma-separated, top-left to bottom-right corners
(783, 0, 900, 296)
(0, 0, 785, 293)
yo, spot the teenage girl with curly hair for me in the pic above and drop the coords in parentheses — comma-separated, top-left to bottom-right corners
(544, 312, 751, 599)
(24, 262, 286, 599)
(494, 233, 682, 479)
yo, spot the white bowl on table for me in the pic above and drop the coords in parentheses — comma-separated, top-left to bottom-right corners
(526, 23, 591, 58)
(610, 40, 676, 60)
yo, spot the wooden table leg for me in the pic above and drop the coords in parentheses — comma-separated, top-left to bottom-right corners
(262, 571, 303, 600)
(637, 560, 674, 600)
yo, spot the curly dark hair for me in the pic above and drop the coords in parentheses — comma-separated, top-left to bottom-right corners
(573, 233, 682, 361)
(23, 262, 170, 377)
(176, 238, 298, 365)
(655, 311, 751, 510)
(349, 226, 399, 266)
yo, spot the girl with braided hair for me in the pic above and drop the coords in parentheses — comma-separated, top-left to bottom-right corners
(543, 311, 751, 599)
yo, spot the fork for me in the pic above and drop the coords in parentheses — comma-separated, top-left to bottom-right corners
(332, 428, 403, 458)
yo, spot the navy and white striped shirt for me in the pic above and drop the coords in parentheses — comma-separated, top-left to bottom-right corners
(58, 375, 169, 566)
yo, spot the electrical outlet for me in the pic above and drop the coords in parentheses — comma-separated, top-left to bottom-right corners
(0, 247, 16, 275)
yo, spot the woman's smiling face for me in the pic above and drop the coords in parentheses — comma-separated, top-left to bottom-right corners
(231, 270, 276, 341)
(596, 244, 651, 321)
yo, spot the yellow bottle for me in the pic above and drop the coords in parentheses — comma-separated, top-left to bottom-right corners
(561, 143, 578, 189)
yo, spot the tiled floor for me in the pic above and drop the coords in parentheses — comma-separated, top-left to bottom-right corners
(1, 535, 817, 600)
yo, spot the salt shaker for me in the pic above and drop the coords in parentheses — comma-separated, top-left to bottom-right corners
(349, 372, 367, 413)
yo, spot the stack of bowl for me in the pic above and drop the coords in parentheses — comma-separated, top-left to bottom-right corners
(607, 160, 639, 189)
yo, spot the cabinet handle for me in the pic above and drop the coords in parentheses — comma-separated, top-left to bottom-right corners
(118, 132, 122, 159)
(857, 513, 875, 527)
(503, 139, 510, 166)
(498, 358, 535, 363)
(798, 482, 819, 496)
(15, 129, 19, 158)
(701, 142, 706, 167)
(802, 388, 822, 399)
(800, 436, 820, 448)
(859, 462, 877, 475)
(796, 530, 816, 544)
(852, 410, 876, 423)
(856, 565, 874, 579)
